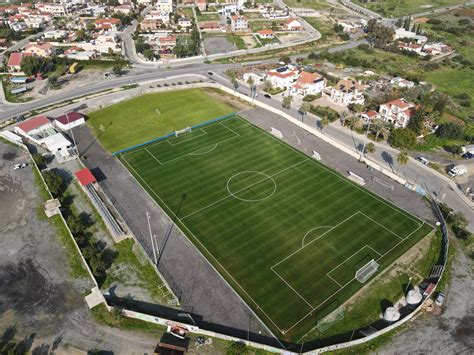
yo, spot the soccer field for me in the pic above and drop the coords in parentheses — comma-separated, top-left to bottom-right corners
(119, 116, 433, 340)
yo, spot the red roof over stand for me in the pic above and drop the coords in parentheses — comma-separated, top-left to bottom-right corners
(75, 168, 96, 186)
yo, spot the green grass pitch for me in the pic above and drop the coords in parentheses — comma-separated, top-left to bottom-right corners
(118, 116, 433, 341)
(87, 88, 236, 152)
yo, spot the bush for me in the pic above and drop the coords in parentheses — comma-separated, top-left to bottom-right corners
(436, 122, 464, 139)
(32, 153, 46, 169)
(389, 128, 416, 149)
(303, 94, 321, 102)
(42, 170, 64, 197)
(309, 105, 338, 122)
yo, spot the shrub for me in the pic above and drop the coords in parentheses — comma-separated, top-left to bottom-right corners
(436, 122, 464, 139)
(389, 128, 417, 149)
(309, 105, 338, 122)
(303, 94, 321, 102)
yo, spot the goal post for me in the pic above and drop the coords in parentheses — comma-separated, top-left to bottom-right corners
(175, 127, 192, 137)
(355, 259, 379, 283)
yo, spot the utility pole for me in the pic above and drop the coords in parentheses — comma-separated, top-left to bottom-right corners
(67, 111, 79, 156)
(359, 118, 371, 161)
(146, 211, 157, 264)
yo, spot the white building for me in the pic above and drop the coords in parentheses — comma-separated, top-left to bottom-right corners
(54, 112, 85, 130)
(41, 133, 72, 157)
(14, 115, 53, 136)
(290, 71, 326, 96)
(77, 34, 121, 53)
(265, 66, 299, 88)
(378, 98, 416, 128)
(329, 79, 365, 106)
(230, 15, 248, 32)
(394, 28, 427, 44)
(155, 0, 173, 13)
(43, 30, 68, 40)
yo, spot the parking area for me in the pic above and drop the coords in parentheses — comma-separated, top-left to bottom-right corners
(0, 141, 157, 353)
(203, 34, 236, 55)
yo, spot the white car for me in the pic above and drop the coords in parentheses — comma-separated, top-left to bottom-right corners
(13, 163, 27, 170)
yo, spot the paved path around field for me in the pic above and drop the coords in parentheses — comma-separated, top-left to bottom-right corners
(72, 125, 277, 346)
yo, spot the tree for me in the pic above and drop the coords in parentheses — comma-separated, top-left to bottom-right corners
(389, 128, 416, 149)
(282, 95, 293, 109)
(67, 214, 87, 235)
(143, 48, 155, 60)
(43, 170, 64, 197)
(112, 64, 123, 75)
(20, 56, 53, 76)
(319, 116, 329, 132)
(396, 151, 409, 175)
(380, 126, 390, 141)
(226, 341, 249, 355)
(279, 55, 291, 65)
(407, 108, 426, 135)
(364, 142, 376, 156)
(436, 122, 463, 139)
(299, 102, 310, 121)
(263, 80, 272, 92)
(366, 19, 395, 49)
(32, 153, 46, 169)
(47, 75, 59, 89)
(230, 75, 238, 93)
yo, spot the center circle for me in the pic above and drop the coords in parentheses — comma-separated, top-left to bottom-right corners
(227, 171, 277, 202)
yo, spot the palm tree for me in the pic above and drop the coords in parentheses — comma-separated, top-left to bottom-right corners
(320, 117, 330, 132)
(364, 142, 376, 156)
(230, 76, 238, 94)
(380, 126, 390, 141)
(397, 151, 409, 175)
(246, 76, 254, 96)
(372, 119, 383, 141)
(299, 102, 310, 122)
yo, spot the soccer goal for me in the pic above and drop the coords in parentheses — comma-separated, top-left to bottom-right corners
(175, 127, 192, 137)
(355, 259, 379, 283)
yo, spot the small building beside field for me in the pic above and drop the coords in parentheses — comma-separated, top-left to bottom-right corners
(54, 112, 85, 130)
(15, 115, 52, 136)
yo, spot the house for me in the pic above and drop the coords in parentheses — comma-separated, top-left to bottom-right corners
(198, 21, 220, 31)
(95, 18, 122, 31)
(329, 79, 365, 106)
(156, 36, 176, 53)
(41, 3, 67, 17)
(265, 66, 299, 88)
(378, 98, 416, 128)
(283, 18, 302, 31)
(178, 17, 192, 28)
(10, 22, 27, 32)
(23, 42, 54, 57)
(256, 29, 274, 39)
(141, 18, 162, 31)
(195, 0, 207, 12)
(423, 42, 453, 56)
(7, 52, 32, 71)
(230, 15, 248, 32)
(394, 28, 427, 44)
(137, 0, 153, 5)
(398, 41, 423, 54)
(290, 71, 326, 96)
(77, 34, 121, 53)
(156, 0, 174, 13)
(43, 30, 68, 40)
(360, 110, 379, 122)
(65, 50, 96, 61)
(114, 5, 133, 15)
(15, 115, 52, 136)
(390, 77, 415, 88)
(145, 10, 170, 24)
(243, 72, 264, 83)
(54, 112, 85, 130)
(40, 133, 72, 157)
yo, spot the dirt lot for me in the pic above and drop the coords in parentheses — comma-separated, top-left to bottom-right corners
(382, 243, 474, 354)
(0, 141, 158, 353)
(203, 35, 236, 55)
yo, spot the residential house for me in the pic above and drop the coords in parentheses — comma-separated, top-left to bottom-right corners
(198, 21, 220, 31)
(146, 10, 170, 24)
(95, 18, 122, 31)
(141, 18, 163, 31)
(15, 115, 53, 136)
(43, 30, 68, 40)
(265, 66, 299, 89)
(394, 28, 427, 44)
(178, 17, 192, 28)
(329, 79, 365, 106)
(114, 5, 134, 15)
(230, 15, 248, 32)
(23, 42, 55, 57)
(390, 77, 415, 88)
(64, 50, 97, 61)
(54, 112, 85, 131)
(283, 18, 302, 31)
(378, 98, 416, 128)
(77, 34, 121, 53)
(398, 41, 423, 54)
(7, 52, 32, 71)
(41, 3, 67, 17)
(156, 0, 174, 13)
(137, 0, 153, 5)
(256, 29, 274, 39)
(360, 110, 378, 122)
(423, 42, 453, 56)
(156, 36, 176, 53)
(290, 71, 326, 96)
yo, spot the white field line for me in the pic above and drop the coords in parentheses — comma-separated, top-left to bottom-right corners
(282, 221, 426, 334)
(235, 117, 426, 228)
(271, 212, 360, 269)
(326, 244, 381, 280)
(301, 226, 333, 248)
(180, 159, 308, 220)
(271, 268, 315, 309)
(326, 274, 343, 288)
(167, 128, 207, 146)
(120, 154, 288, 336)
(188, 143, 218, 155)
(145, 147, 164, 165)
(359, 211, 405, 241)
(219, 120, 241, 136)
(367, 244, 383, 257)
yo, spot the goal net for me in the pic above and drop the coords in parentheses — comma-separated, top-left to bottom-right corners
(175, 127, 192, 137)
(355, 259, 379, 283)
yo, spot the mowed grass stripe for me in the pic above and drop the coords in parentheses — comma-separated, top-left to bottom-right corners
(120, 116, 433, 339)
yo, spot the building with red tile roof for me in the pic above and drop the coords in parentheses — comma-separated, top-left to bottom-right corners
(54, 112, 85, 130)
(379, 98, 417, 128)
(15, 115, 52, 136)
(75, 168, 96, 186)
(7, 52, 32, 71)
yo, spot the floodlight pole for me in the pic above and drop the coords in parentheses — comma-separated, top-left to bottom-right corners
(66, 111, 79, 156)
(147, 211, 158, 265)
(359, 118, 371, 161)
(404, 276, 412, 295)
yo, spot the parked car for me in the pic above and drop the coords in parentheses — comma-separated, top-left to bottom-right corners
(462, 152, 473, 160)
(434, 292, 446, 306)
(207, 72, 213, 76)
(13, 163, 27, 170)
(417, 157, 429, 166)
(264, 94, 271, 98)
(448, 164, 467, 177)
